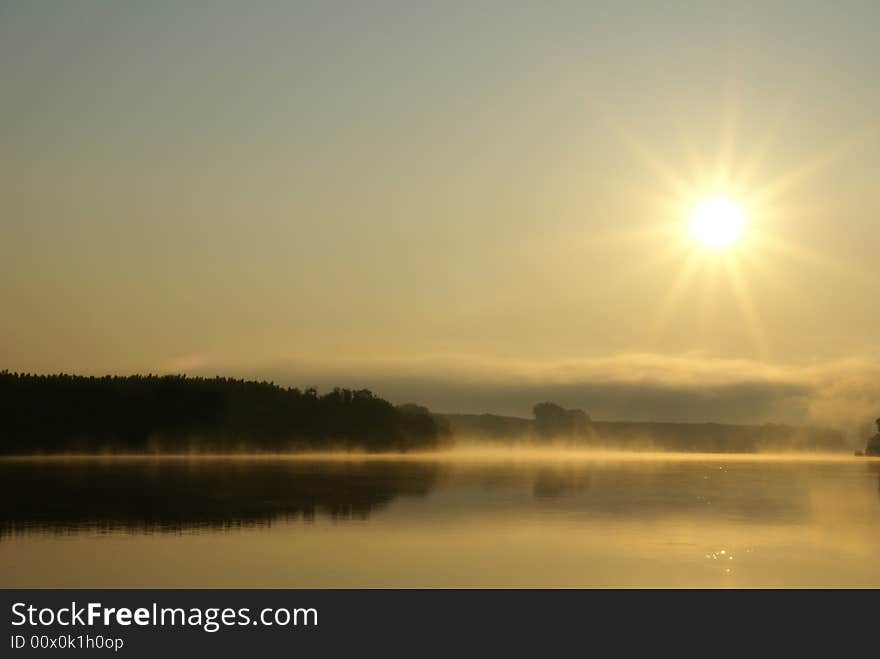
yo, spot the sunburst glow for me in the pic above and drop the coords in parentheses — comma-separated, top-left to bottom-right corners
(608, 98, 865, 358)
(690, 196, 744, 248)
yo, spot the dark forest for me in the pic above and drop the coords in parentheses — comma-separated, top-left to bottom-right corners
(0, 372, 449, 454)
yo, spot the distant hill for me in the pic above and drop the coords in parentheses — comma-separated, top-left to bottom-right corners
(439, 413, 534, 439)
(438, 409, 848, 453)
(589, 420, 848, 453)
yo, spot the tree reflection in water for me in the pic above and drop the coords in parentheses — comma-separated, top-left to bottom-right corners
(0, 458, 440, 537)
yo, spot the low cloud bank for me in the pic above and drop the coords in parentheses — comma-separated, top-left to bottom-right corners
(166, 352, 880, 441)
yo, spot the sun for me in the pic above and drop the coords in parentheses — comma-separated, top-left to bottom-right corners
(607, 98, 861, 356)
(689, 196, 745, 248)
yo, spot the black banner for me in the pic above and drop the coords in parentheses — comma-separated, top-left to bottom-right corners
(0, 589, 872, 656)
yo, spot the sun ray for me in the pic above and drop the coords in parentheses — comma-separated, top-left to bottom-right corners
(722, 253, 769, 356)
(715, 79, 742, 186)
(749, 229, 877, 286)
(698, 259, 721, 338)
(731, 243, 809, 307)
(671, 119, 710, 186)
(728, 102, 793, 191)
(649, 250, 704, 335)
(747, 125, 878, 208)
(605, 118, 696, 202)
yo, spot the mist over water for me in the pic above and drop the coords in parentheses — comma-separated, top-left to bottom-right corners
(2, 448, 879, 587)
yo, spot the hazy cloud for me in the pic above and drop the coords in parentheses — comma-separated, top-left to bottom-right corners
(166, 352, 880, 439)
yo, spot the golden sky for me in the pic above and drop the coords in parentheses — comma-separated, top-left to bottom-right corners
(2, 2, 879, 428)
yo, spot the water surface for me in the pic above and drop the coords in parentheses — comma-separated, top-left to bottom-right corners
(2, 451, 879, 587)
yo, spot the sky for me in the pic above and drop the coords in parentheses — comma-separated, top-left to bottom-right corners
(2, 1, 879, 430)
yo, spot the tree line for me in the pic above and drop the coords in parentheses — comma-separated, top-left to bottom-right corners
(443, 402, 849, 452)
(0, 371, 450, 454)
